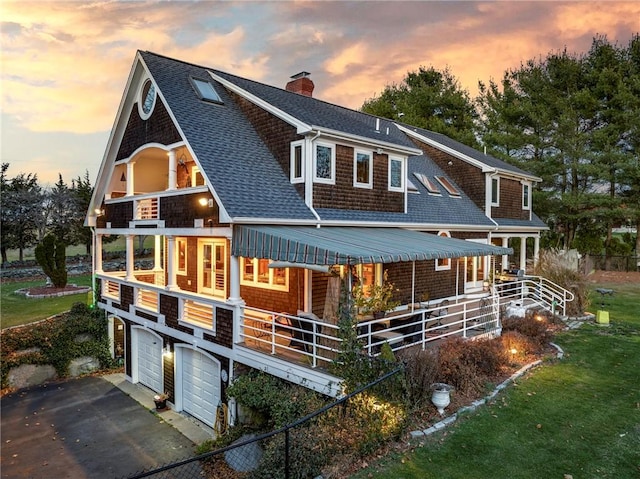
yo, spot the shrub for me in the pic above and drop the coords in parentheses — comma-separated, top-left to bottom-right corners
(225, 370, 325, 429)
(502, 314, 553, 352)
(34, 233, 68, 288)
(436, 337, 487, 396)
(500, 331, 539, 363)
(398, 347, 440, 407)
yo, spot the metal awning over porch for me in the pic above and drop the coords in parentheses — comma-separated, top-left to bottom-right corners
(232, 225, 512, 265)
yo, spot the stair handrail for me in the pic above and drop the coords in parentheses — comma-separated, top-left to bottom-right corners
(521, 275, 575, 316)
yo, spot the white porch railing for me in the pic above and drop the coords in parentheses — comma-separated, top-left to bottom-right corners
(494, 276, 574, 316)
(182, 299, 216, 331)
(240, 307, 341, 368)
(135, 197, 159, 220)
(136, 287, 158, 312)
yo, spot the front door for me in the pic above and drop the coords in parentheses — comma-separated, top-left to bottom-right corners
(198, 239, 227, 297)
(465, 240, 488, 292)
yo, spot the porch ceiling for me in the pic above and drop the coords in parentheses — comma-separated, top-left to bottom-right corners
(232, 225, 513, 265)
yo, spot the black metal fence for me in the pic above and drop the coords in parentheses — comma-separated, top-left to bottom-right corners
(583, 254, 640, 273)
(125, 367, 403, 479)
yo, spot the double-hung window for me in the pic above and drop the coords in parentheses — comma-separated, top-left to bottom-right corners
(522, 183, 531, 210)
(388, 157, 404, 192)
(491, 177, 500, 206)
(314, 142, 335, 184)
(290, 140, 304, 183)
(354, 149, 373, 188)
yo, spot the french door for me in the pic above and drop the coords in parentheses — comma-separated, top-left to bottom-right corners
(198, 239, 227, 297)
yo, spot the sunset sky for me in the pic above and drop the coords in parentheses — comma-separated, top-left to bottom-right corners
(1, 1, 638, 186)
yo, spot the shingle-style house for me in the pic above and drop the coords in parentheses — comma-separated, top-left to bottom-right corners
(86, 51, 560, 428)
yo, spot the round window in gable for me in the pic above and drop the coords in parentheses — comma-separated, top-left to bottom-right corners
(139, 79, 156, 120)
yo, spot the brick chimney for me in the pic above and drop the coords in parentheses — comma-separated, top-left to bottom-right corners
(286, 71, 314, 97)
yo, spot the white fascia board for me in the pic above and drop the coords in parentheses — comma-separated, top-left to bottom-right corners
(313, 219, 495, 231)
(85, 53, 144, 226)
(207, 71, 313, 134)
(313, 125, 422, 157)
(95, 226, 234, 238)
(398, 124, 542, 183)
(397, 124, 493, 172)
(492, 224, 549, 233)
(227, 218, 321, 226)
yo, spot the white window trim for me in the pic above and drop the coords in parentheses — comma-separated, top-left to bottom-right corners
(353, 149, 373, 189)
(435, 231, 452, 271)
(290, 140, 305, 184)
(313, 141, 336, 185)
(522, 182, 531, 210)
(388, 156, 404, 192)
(491, 177, 500, 206)
(137, 78, 156, 121)
(240, 258, 289, 292)
(176, 237, 187, 275)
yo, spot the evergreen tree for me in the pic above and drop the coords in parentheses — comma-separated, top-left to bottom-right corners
(361, 66, 478, 147)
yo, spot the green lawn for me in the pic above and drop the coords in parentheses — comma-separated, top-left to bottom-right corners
(0, 275, 93, 329)
(354, 282, 640, 478)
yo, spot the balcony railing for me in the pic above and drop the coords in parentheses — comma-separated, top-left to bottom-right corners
(182, 299, 216, 331)
(136, 287, 158, 312)
(135, 197, 159, 220)
(103, 279, 120, 301)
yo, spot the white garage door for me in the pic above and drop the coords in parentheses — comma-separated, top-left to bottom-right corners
(182, 349, 220, 426)
(136, 329, 162, 393)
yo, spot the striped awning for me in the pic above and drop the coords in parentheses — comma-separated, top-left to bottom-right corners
(232, 225, 512, 265)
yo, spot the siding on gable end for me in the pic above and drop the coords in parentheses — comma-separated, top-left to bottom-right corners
(491, 177, 529, 220)
(116, 99, 182, 161)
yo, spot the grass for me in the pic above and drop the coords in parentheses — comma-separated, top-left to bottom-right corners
(3, 235, 155, 262)
(0, 275, 93, 329)
(354, 281, 640, 478)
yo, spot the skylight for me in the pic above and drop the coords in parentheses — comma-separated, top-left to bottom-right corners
(413, 173, 441, 195)
(191, 77, 223, 104)
(435, 176, 461, 197)
(407, 177, 419, 194)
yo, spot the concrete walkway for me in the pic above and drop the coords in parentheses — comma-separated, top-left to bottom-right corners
(102, 373, 215, 445)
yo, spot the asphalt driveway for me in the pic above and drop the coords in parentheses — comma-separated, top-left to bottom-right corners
(1, 376, 196, 479)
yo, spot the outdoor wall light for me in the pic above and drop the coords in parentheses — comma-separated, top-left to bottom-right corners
(94, 208, 105, 216)
(199, 197, 214, 207)
(163, 344, 172, 357)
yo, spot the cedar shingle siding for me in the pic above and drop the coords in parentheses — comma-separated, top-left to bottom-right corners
(116, 100, 182, 161)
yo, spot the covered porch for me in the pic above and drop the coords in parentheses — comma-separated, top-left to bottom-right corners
(232, 225, 513, 369)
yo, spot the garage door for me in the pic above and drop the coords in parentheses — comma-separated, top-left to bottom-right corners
(182, 349, 220, 426)
(136, 329, 162, 393)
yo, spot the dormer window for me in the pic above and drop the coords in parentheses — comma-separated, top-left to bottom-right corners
(354, 149, 373, 188)
(414, 173, 441, 195)
(314, 142, 335, 184)
(190, 77, 223, 104)
(388, 157, 404, 192)
(290, 140, 304, 183)
(435, 176, 461, 197)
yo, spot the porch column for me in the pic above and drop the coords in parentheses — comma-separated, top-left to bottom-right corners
(126, 161, 136, 197)
(95, 234, 103, 273)
(501, 237, 509, 272)
(125, 234, 135, 281)
(228, 254, 242, 303)
(167, 150, 177, 191)
(519, 236, 527, 272)
(533, 236, 540, 268)
(153, 235, 162, 270)
(166, 235, 178, 291)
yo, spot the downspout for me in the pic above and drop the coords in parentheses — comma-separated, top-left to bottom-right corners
(305, 131, 322, 227)
(90, 226, 97, 308)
